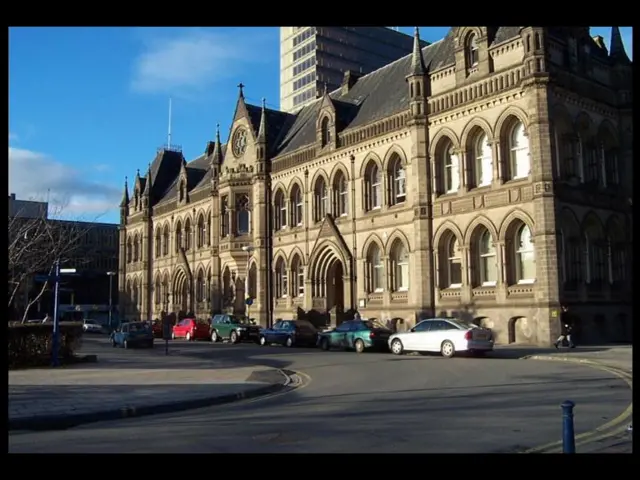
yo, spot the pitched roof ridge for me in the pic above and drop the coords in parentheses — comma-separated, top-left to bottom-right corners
(324, 37, 446, 99)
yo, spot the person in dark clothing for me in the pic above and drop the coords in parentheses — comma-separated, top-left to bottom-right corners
(554, 305, 575, 349)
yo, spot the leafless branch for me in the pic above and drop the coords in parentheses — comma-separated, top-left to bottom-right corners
(8, 196, 99, 322)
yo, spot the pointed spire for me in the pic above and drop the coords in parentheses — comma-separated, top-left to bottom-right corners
(211, 123, 224, 165)
(142, 162, 152, 196)
(237, 82, 245, 98)
(257, 98, 267, 143)
(120, 176, 129, 207)
(409, 27, 426, 76)
(609, 26, 631, 64)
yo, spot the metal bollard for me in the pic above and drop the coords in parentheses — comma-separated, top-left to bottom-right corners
(561, 400, 576, 453)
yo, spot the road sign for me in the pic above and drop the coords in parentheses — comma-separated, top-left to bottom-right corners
(245, 297, 253, 306)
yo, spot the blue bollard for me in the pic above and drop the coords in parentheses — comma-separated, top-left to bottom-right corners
(561, 400, 576, 453)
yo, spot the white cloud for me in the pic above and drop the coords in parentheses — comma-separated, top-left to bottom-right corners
(130, 28, 266, 96)
(9, 146, 121, 220)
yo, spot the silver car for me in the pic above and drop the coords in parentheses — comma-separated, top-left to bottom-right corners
(82, 319, 103, 333)
(388, 317, 493, 358)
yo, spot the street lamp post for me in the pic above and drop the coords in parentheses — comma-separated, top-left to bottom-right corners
(241, 245, 254, 322)
(52, 261, 76, 367)
(106, 271, 116, 330)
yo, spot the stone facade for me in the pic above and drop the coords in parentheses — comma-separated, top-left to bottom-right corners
(118, 26, 633, 346)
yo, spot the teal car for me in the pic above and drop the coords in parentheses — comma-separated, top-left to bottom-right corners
(110, 322, 154, 349)
(317, 319, 393, 353)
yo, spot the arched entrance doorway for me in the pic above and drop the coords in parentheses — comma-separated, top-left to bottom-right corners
(326, 259, 344, 313)
(173, 269, 190, 315)
(309, 243, 351, 313)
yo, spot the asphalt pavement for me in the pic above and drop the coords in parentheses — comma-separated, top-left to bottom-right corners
(8, 337, 632, 453)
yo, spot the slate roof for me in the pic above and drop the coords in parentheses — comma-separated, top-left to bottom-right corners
(137, 27, 524, 208)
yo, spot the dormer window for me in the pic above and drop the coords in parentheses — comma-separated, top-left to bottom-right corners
(321, 116, 331, 147)
(467, 33, 479, 68)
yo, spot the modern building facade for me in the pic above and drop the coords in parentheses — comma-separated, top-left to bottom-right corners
(119, 26, 632, 345)
(8, 194, 119, 320)
(280, 27, 428, 113)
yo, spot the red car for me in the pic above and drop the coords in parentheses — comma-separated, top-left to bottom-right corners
(152, 321, 163, 338)
(172, 318, 210, 341)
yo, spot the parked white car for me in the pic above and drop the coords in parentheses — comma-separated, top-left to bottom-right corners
(388, 318, 494, 358)
(82, 319, 103, 333)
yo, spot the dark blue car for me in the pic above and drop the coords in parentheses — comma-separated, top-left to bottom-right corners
(259, 320, 318, 348)
(110, 322, 154, 349)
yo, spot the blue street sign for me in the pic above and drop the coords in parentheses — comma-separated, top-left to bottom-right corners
(245, 297, 253, 306)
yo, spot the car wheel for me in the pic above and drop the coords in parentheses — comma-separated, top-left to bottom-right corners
(124, 340, 129, 349)
(210, 330, 218, 343)
(230, 330, 239, 344)
(171, 332, 176, 340)
(259, 335, 267, 346)
(390, 339, 404, 355)
(320, 338, 330, 351)
(111, 338, 117, 348)
(354, 339, 365, 353)
(186, 332, 191, 342)
(441, 340, 455, 358)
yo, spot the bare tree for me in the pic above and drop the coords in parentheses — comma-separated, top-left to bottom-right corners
(8, 199, 95, 323)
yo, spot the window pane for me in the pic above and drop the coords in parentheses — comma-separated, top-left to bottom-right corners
(482, 255, 497, 283)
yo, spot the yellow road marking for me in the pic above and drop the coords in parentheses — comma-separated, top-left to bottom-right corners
(523, 360, 632, 454)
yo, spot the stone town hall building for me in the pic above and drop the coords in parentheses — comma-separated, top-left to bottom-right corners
(118, 26, 632, 345)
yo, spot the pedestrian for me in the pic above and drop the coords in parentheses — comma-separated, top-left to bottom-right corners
(554, 305, 575, 349)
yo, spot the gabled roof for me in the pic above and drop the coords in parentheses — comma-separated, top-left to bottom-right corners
(137, 27, 525, 209)
(271, 27, 522, 158)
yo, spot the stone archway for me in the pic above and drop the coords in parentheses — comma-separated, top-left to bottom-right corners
(326, 258, 344, 313)
(309, 242, 352, 313)
(172, 269, 190, 315)
(507, 316, 531, 344)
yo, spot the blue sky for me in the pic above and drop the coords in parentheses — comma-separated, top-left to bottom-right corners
(9, 26, 633, 224)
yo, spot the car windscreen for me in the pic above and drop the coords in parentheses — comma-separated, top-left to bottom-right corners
(128, 323, 150, 332)
(449, 319, 479, 330)
(364, 319, 392, 331)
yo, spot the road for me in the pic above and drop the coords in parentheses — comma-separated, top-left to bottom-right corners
(9, 337, 631, 453)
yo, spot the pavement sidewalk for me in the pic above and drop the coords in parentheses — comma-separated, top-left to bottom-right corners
(9, 349, 291, 432)
(509, 344, 633, 454)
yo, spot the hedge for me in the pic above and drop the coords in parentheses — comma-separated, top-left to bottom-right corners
(8, 322, 84, 369)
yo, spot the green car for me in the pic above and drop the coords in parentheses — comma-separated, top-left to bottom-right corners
(317, 319, 393, 353)
(209, 314, 261, 344)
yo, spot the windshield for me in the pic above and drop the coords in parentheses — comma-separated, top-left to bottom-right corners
(129, 323, 150, 332)
(364, 319, 391, 331)
(450, 319, 479, 330)
(229, 316, 246, 324)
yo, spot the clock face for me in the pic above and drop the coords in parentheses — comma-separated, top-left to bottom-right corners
(232, 128, 248, 157)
